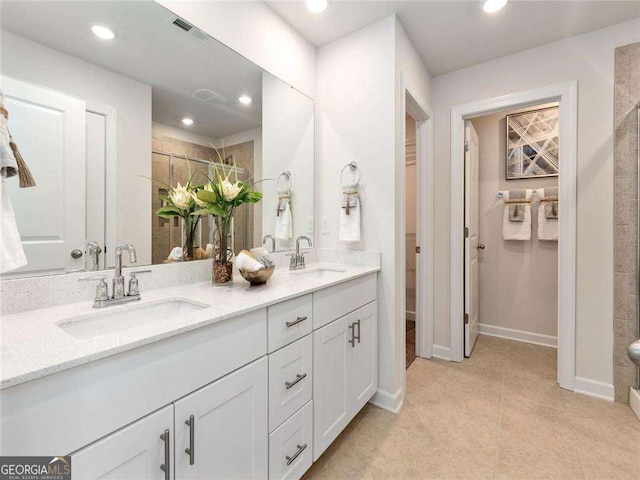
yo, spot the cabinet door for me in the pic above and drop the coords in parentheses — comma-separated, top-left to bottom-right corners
(312, 315, 351, 461)
(350, 301, 378, 413)
(71, 405, 173, 480)
(174, 357, 268, 480)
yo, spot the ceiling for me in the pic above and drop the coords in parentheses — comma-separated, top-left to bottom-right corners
(0, 0, 264, 138)
(266, 0, 640, 75)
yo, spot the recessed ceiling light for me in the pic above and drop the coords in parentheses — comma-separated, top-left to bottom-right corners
(482, 0, 508, 13)
(306, 0, 328, 14)
(182, 118, 194, 126)
(91, 25, 116, 40)
(238, 95, 252, 105)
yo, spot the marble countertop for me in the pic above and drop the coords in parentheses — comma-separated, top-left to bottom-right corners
(0, 263, 379, 390)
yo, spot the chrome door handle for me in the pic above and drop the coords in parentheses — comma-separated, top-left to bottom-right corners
(477, 244, 486, 250)
(285, 373, 307, 389)
(160, 429, 170, 480)
(286, 316, 308, 328)
(348, 323, 355, 347)
(354, 320, 361, 344)
(285, 443, 307, 466)
(185, 415, 195, 466)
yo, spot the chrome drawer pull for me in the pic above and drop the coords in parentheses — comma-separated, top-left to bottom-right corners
(355, 319, 361, 344)
(160, 429, 170, 480)
(286, 316, 308, 328)
(348, 323, 355, 347)
(286, 443, 308, 466)
(185, 415, 195, 465)
(285, 373, 307, 389)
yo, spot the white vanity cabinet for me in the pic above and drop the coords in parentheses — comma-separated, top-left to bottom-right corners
(173, 358, 268, 480)
(72, 405, 174, 480)
(313, 301, 378, 460)
(2, 270, 378, 480)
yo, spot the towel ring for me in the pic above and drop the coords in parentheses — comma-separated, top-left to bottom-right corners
(340, 161, 361, 186)
(277, 171, 292, 191)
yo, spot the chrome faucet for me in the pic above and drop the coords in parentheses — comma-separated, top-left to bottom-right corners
(79, 243, 150, 308)
(86, 241, 101, 272)
(289, 236, 312, 270)
(263, 235, 276, 253)
(114, 244, 137, 299)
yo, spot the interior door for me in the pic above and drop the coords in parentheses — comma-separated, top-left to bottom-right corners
(174, 357, 268, 480)
(464, 121, 480, 357)
(1, 75, 86, 276)
(71, 405, 173, 480)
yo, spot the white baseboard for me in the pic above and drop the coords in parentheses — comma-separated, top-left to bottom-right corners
(406, 311, 416, 321)
(371, 388, 403, 414)
(574, 376, 615, 402)
(432, 344, 450, 361)
(478, 323, 557, 348)
(630, 387, 640, 421)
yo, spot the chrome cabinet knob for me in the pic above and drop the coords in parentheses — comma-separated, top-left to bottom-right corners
(477, 244, 486, 250)
(70, 249, 83, 258)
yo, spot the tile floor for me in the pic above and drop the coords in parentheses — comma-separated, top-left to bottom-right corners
(303, 335, 640, 480)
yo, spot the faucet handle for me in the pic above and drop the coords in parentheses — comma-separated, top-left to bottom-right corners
(127, 270, 151, 297)
(79, 275, 109, 301)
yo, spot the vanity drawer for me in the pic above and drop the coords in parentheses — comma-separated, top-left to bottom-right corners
(268, 335, 313, 432)
(269, 401, 313, 480)
(313, 273, 377, 329)
(268, 294, 313, 352)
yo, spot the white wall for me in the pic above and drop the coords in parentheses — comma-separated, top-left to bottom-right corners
(431, 19, 640, 385)
(471, 106, 558, 339)
(155, 0, 316, 99)
(262, 72, 314, 251)
(317, 15, 431, 411)
(1, 30, 152, 265)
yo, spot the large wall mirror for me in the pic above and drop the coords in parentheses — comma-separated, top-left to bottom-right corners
(0, 0, 314, 278)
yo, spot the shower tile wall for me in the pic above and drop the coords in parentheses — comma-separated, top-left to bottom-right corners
(151, 132, 255, 265)
(613, 41, 640, 403)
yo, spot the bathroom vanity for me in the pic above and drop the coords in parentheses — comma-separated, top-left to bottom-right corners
(0, 264, 378, 479)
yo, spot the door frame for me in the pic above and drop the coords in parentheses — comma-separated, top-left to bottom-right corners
(449, 81, 578, 391)
(399, 72, 434, 373)
(86, 101, 117, 269)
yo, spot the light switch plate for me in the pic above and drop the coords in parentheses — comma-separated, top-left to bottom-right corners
(306, 216, 314, 234)
(321, 216, 330, 234)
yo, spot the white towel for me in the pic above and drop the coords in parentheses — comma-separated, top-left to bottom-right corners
(236, 251, 264, 272)
(339, 196, 361, 243)
(0, 179, 27, 273)
(538, 187, 558, 241)
(275, 201, 292, 240)
(0, 91, 18, 179)
(502, 189, 532, 241)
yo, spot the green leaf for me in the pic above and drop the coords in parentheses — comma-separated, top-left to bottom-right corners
(156, 206, 183, 218)
(197, 189, 218, 203)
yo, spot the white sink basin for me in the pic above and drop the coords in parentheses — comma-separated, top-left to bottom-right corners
(290, 267, 347, 279)
(57, 298, 209, 339)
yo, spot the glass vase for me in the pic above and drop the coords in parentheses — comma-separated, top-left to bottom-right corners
(212, 215, 234, 285)
(182, 215, 200, 262)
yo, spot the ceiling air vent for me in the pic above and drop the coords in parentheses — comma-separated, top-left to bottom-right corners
(168, 16, 210, 42)
(192, 89, 228, 105)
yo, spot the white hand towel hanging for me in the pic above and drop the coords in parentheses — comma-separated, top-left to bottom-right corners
(339, 183, 360, 243)
(0, 179, 27, 273)
(275, 187, 292, 240)
(0, 91, 17, 179)
(538, 186, 558, 241)
(502, 189, 533, 241)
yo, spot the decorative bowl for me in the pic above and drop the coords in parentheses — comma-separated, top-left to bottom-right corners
(239, 266, 276, 286)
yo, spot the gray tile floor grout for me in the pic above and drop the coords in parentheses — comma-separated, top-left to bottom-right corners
(303, 334, 640, 480)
